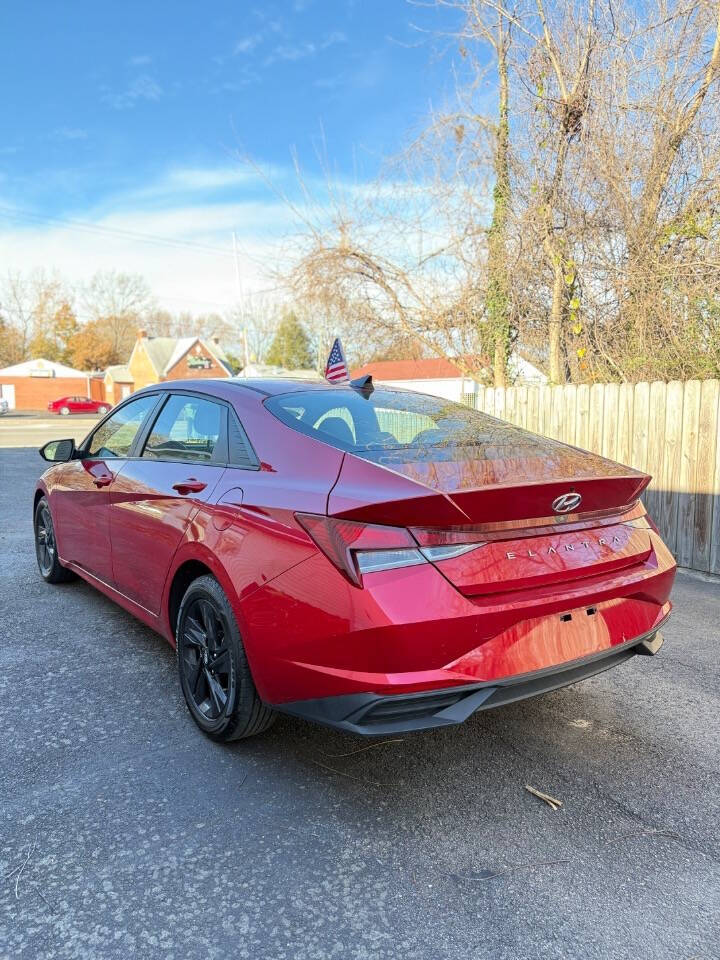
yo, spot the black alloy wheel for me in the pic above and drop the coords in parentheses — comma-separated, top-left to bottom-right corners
(34, 498, 75, 583)
(181, 597, 233, 722)
(176, 575, 276, 741)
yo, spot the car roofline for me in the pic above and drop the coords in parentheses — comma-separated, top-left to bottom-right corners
(125, 377, 425, 403)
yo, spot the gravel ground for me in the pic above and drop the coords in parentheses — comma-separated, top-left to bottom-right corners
(0, 447, 718, 960)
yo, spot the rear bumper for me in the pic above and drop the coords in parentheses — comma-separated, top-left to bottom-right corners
(272, 627, 666, 735)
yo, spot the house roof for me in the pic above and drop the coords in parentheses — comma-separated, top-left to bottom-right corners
(163, 337, 199, 374)
(133, 334, 233, 377)
(138, 337, 180, 375)
(351, 352, 547, 384)
(105, 364, 134, 383)
(0, 358, 88, 377)
(350, 357, 478, 381)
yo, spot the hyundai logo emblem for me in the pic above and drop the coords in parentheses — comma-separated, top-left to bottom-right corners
(552, 492, 582, 514)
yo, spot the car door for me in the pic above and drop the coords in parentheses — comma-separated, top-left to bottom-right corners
(53, 393, 161, 584)
(110, 392, 228, 613)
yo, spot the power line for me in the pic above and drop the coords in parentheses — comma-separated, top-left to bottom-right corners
(0, 204, 238, 258)
(0, 202, 287, 307)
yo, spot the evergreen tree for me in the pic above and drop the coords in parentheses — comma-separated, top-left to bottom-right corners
(266, 312, 313, 369)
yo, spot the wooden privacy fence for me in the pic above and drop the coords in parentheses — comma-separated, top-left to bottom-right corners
(469, 380, 720, 576)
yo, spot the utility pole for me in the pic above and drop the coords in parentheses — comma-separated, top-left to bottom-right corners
(232, 231, 250, 370)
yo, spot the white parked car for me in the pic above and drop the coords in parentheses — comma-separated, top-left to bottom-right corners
(0, 398, 8, 416)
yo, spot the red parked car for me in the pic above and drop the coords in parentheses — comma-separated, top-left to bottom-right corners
(48, 395, 111, 416)
(34, 378, 676, 741)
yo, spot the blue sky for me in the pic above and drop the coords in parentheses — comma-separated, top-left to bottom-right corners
(1, 0, 462, 312)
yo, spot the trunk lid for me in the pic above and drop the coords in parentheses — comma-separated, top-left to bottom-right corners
(328, 437, 652, 597)
(328, 439, 650, 528)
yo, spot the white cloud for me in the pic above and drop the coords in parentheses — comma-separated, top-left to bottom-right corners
(265, 41, 317, 63)
(0, 165, 305, 315)
(51, 127, 88, 141)
(0, 162, 428, 318)
(104, 163, 286, 207)
(234, 33, 263, 54)
(0, 205, 286, 316)
(323, 31, 347, 46)
(102, 74, 164, 110)
(263, 30, 347, 65)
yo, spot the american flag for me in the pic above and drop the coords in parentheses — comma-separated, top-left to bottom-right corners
(324, 337, 350, 384)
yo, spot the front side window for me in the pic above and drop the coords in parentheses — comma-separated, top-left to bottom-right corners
(142, 395, 223, 463)
(86, 394, 158, 459)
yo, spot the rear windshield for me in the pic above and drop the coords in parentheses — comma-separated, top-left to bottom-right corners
(265, 387, 562, 464)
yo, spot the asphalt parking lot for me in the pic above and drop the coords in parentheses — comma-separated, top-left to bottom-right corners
(0, 446, 718, 960)
(0, 415, 100, 449)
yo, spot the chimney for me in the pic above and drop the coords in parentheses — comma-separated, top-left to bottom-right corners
(137, 328, 147, 341)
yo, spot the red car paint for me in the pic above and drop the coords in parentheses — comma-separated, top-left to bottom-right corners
(36, 378, 676, 728)
(48, 396, 110, 415)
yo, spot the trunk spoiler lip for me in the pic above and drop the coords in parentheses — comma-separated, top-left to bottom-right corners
(339, 448, 650, 498)
(330, 450, 651, 529)
(409, 500, 648, 543)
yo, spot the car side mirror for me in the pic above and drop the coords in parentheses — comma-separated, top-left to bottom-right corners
(40, 438, 76, 462)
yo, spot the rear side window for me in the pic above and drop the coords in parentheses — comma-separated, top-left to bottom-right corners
(143, 395, 223, 463)
(227, 410, 259, 469)
(86, 394, 157, 459)
(265, 387, 574, 464)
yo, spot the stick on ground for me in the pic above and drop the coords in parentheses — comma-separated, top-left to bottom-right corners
(525, 785, 563, 810)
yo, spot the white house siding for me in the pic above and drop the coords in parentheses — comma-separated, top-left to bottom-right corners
(376, 377, 472, 402)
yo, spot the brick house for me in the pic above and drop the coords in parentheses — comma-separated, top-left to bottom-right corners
(103, 330, 234, 401)
(350, 354, 546, 402)
(0, 358, 96, 411)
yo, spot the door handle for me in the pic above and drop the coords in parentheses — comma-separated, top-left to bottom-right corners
(173, 479, 207, 495)
(93, 474, 114, 488)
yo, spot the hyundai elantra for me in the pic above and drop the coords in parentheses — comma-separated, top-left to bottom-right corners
(34, 378, 676, 740)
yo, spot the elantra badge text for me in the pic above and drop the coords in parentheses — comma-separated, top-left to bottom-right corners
(506, 535, 622, 559)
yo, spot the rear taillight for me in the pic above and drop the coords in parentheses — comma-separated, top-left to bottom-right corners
(295, 514, 488, 586)
(419, 543, 485, 561)
(411, 527, 487, 564)
(355, 547, 424, 575)
(295, 514, 423, 585)
(410, 525, 489, 549)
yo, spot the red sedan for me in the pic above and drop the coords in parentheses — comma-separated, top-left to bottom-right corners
(48, 395, 111, 416)
(34, 378, 676, 741)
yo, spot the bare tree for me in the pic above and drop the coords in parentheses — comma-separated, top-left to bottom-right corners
(0, 269, 75, 363)
(82, 271, 154, 359)
(453, 0, 515, 385)
(582, 0, 720, 380)
(228, 293, 281, 365)
(286, 0, 603, 385)
(486, 0, 599, 383)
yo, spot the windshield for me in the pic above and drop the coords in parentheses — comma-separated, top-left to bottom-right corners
(265, 387, 567, 464)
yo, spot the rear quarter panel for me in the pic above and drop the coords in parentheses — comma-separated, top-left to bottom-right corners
(160, 396, 346, 656)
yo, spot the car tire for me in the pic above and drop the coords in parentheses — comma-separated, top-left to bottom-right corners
(98, 406, 109, 415)
(34, 497, 76, 584)
(59, 406, 70, 416)
(176, 575, 276, 742)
